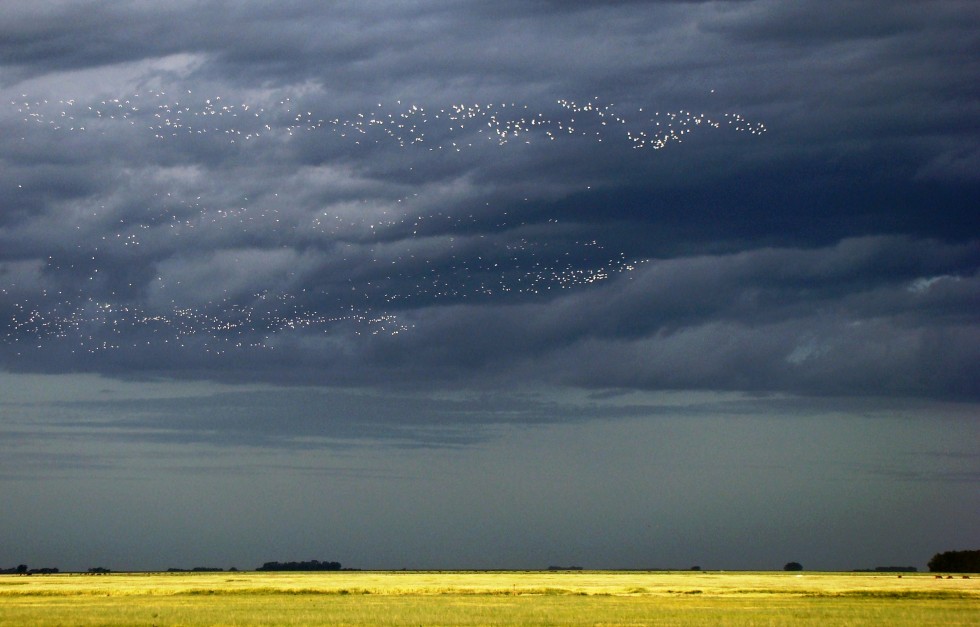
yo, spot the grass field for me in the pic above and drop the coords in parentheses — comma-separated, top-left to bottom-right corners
(0, 570, 976, 625)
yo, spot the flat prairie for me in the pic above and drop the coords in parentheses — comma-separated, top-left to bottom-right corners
(0, 570, 976, 625)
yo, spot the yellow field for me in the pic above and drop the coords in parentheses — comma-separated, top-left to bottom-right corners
(0, 570, 976, 625)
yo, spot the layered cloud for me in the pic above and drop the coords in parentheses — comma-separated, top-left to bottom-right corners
(1, 0, 977, 402)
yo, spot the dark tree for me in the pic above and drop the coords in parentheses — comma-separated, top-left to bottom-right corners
(783, 562, 803, 571)
(15, 565, 28, 575)
(928, 550, 980, 573)
(256, 560, 342, 572)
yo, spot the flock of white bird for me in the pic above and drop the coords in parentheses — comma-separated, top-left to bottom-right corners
(10, 91, 766, 148)
(3, 92, 765, 356)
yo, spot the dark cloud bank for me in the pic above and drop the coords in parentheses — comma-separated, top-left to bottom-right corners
(0, 1, 977, 571)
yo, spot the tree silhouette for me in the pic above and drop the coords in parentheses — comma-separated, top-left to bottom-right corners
(928, 550, 980, 573)
(783, 562, 803, 571)
(256, 560, 341, 572)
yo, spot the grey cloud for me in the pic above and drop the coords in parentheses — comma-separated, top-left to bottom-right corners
(543, 316, 979, 399)
(3, 229, 976, 400)
(1, 1, 977, 399)
(0, 383, 846, 454)
(348, 237, 980, 398)
(0, 1, 763, 101)
(23, 386, 668, 451)
(702, 0, 922, 43)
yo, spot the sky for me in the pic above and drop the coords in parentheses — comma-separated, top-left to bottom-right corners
(0, 0, 977, 572)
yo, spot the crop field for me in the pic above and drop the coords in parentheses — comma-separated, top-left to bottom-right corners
(0, 570, 976, 626)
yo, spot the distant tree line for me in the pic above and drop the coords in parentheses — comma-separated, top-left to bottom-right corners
(0, 565, 59, 575)
(928, 550, 980, 573)
(256, 560, 341, 571)
(167, 567, 225, 572)
(1, 565, 118, 575)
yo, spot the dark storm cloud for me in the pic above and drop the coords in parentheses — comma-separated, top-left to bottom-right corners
(0, 2, 373, 81)
(705, 0, 978, 44)
(1, 0, 977, 404)
(349, 237, 979, 398)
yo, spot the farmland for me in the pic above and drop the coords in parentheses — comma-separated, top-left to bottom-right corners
(0, 570, 976, 625)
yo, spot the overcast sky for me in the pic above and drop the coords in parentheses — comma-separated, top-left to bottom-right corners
(1, 0, 977, 572)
